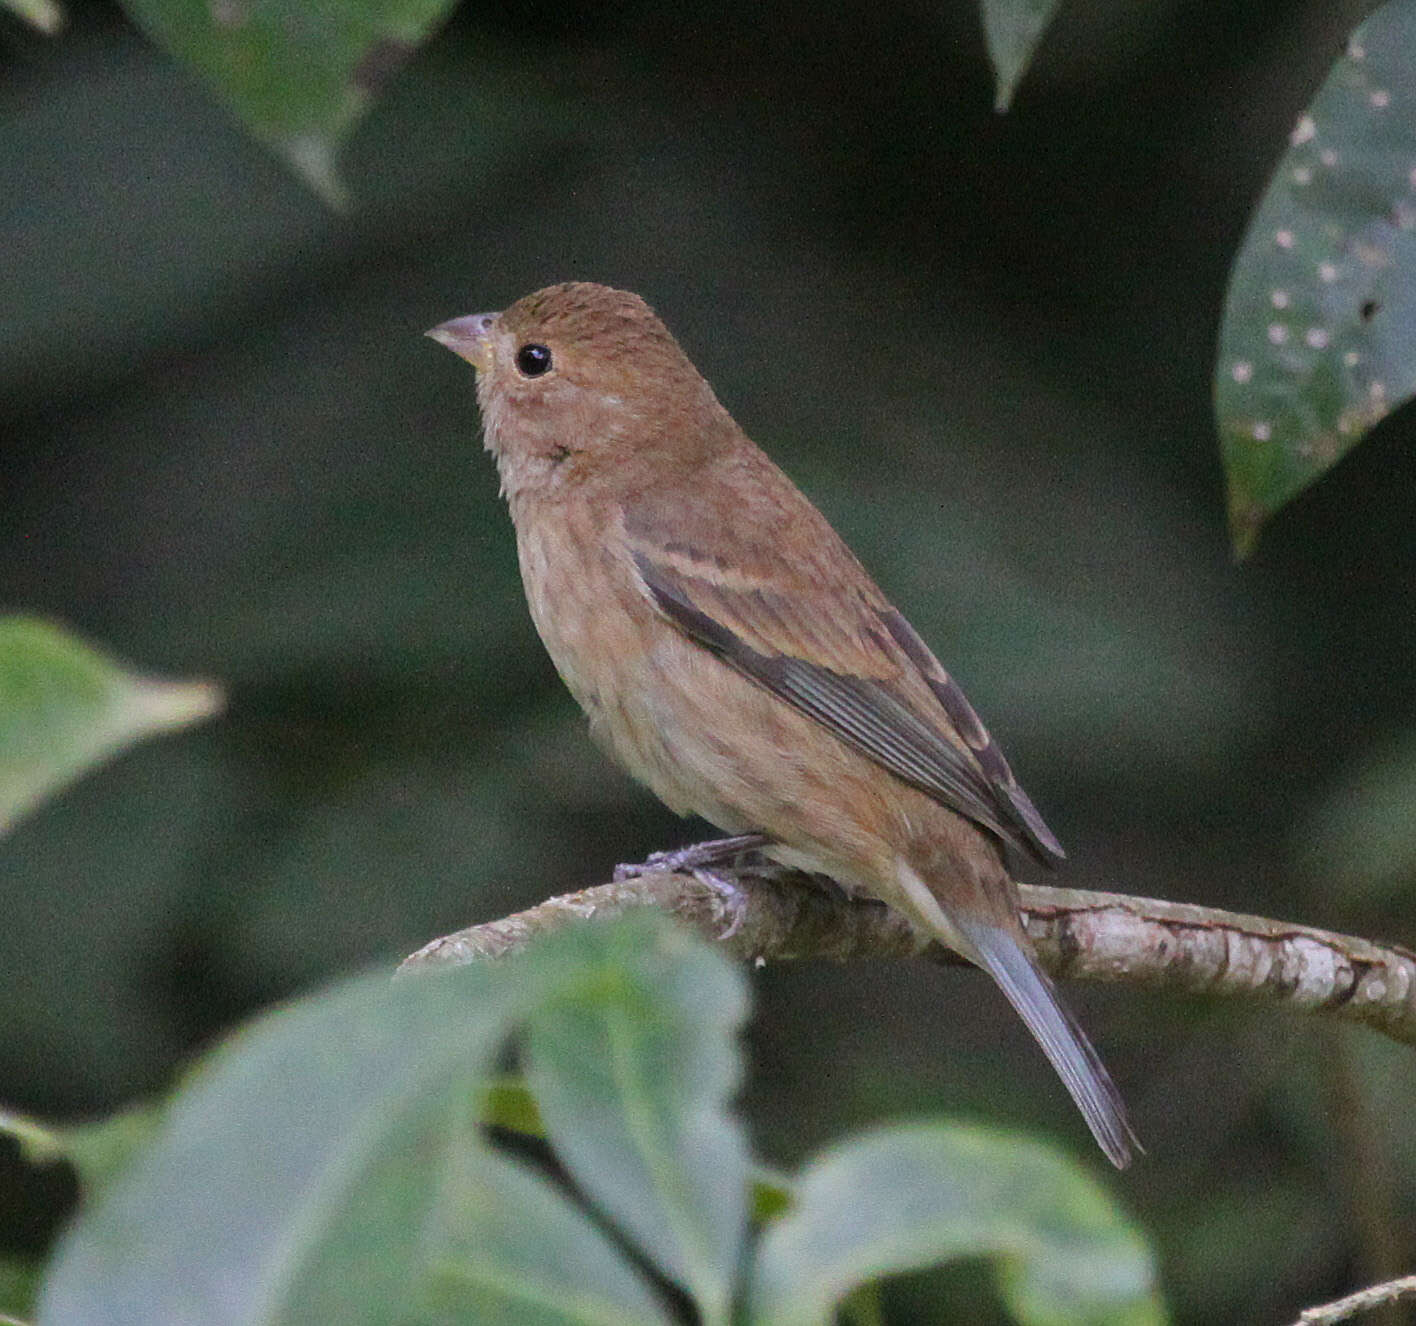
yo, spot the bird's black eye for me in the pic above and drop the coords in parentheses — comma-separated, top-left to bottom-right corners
(515, 343, 553, 377)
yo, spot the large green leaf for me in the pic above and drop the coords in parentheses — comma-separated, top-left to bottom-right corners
(34, 916, 739, 1325)
(979, 0, 1062, 111)
(0, 616, 221, 836)
(116, 0, 462, 203)
(1215, 0, 1416, 555)
(524, 922, 750, 1326)
(748, 1122, 1165, 1326)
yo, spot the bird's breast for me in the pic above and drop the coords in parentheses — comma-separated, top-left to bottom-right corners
(511, 499, 728, 820)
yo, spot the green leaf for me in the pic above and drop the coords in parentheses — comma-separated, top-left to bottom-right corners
(36, 964, 514, 1325)
(979, 0, 1062, 111)
(524, 921, 750, 1326)
(1215, 0, 1416, 556)
(0, 616, 222, 837)
(115, 0, 462, 204)
(415, 1133, 670, 1326)
(748, 1122, 1165, 1326)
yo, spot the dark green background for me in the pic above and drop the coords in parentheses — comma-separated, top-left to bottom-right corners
(4, 0, 1414, 1320)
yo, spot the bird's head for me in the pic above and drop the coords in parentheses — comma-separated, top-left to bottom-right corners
(427, 282, 733, 496)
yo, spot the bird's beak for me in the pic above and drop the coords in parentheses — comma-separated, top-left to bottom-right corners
(425, 312, 498, 372)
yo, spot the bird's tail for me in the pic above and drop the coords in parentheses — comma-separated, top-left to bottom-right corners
(955, 915, 1140, 1169)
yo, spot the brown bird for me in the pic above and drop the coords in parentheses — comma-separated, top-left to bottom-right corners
(428, 282, 1137, 1167)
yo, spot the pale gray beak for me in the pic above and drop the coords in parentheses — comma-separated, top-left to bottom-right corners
(425, 312, 498, 371)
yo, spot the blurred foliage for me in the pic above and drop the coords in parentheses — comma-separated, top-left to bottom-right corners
(980, 0, 1062, 112)
(4, 0, 1416, 1320)
(1216, 0, 1416, 555)
(32, 916, 1162, 1325)
(0, 1253, 40, 1323)
(0, 0, 61, 32)
(0, 1101, 165, 1204)
(120, 0, 461, 203)
(1298, 731, 1416, 914)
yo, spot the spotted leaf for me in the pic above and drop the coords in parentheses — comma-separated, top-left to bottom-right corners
(1215, 0, 1416, 557)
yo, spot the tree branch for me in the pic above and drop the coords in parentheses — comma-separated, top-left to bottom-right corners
(398, 864, 1416, 1049)
(1293, 1275, 1416, 1325)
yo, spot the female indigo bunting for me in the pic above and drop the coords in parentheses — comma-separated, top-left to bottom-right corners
(428, 282, 1137, 1167)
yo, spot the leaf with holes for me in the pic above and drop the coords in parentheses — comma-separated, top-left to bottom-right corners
(0, 616, 222, 836)
(1215, 0, 1416, 556)
(979, 0, 1062, 112)
(117, 0, 460, 203)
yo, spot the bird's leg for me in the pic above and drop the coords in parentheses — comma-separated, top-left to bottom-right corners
(614, 833, 770, 939)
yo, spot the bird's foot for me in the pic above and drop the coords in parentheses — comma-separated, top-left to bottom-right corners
(612, 833, 769, 882)
(613, 834, 769, 939)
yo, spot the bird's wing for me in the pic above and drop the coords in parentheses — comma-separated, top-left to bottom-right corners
(622, 498, 1064, 866)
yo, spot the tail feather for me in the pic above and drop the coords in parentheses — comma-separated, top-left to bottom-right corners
(956, 917, 1140, 1169)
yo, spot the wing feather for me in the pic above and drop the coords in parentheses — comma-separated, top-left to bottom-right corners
(625, 510, 1064, 866)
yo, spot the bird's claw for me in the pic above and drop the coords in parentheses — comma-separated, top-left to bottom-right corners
(691, 868, 749, 939)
